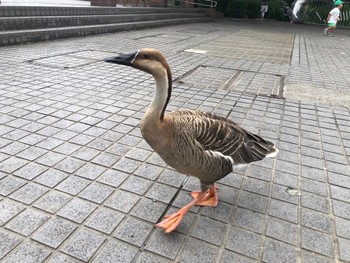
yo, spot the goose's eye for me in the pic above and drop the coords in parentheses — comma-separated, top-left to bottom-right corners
(143, 53, 150, 59)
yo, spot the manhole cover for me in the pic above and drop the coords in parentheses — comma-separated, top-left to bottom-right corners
(136, 33, 193, 43)
(28, 50, 116, 69)
(175, 66, 284, 98)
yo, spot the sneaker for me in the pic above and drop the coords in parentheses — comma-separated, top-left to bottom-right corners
(324, 28, 328, 35)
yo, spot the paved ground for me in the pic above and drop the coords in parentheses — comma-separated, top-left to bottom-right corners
(0, 20, 350, 263)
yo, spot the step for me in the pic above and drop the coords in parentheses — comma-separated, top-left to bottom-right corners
(0, 6, 206, 17)
(0, 13, 209, 31)
(0, 17, 213, 46)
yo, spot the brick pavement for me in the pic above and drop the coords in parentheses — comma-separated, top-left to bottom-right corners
(0, 20, 350, 263)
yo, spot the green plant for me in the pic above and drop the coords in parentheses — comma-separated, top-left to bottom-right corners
(247, 0, 262, 18)
(266, 0, 286, 20)
(225, 0, 248, 18)
(216, 0, 229, 13)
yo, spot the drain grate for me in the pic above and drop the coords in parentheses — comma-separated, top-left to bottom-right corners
(28, 50, 116, 69)
(175, 66, 284, 98)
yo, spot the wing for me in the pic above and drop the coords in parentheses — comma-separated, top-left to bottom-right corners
(171, 110, 277, 165)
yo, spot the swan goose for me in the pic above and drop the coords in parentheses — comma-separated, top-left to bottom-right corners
(105, 48, 278, 233)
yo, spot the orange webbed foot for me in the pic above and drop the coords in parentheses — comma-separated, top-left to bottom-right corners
(156, 211, 185, 233)
(190, 185, 219, 207)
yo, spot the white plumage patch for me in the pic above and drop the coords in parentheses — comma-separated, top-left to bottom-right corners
(266, 147, 279, 158)
(209, 150, 234, 164)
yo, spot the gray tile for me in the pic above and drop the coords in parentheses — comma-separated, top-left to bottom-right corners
(0, 199, 26, 226)
(266, 217, 297, 245)
(9, 183, 49, 205)
(145, 183, 177, 204)
(113, 157, 141, 173)
(178, 237, 219, 263)
(301, 228, 334, 257)
(301, 250, 335, 263)
(57, 198, 97, 223)
(269, 199, 298, 223)
(332, 199, 350, 220)
(135, 252, 172, 263)
(78, 182, 114, 204)
(338, 237, 350, 262)
(335, 217, 350, 239)
(301, 208, 331, 233)
(226, 227, 260, 258)
(105, 190, 140, 213)
(201, 201, 234, 223)
(145, 229, 186, 260)
(158, 170, 187, 187)
(114, 217, 153, 247)
(233, 207, 265, 234)
(121, 176, 153, 195)
(0, 156, 28, 173)
(45, 253, 79, 263)
(75, 163, 106, 180)
(56, 175, 90, 195)
(0, 176, 27, 196)
(54, 157, 85, 173)
(2, 241, 50, 263)
(61, 228, 105, 262)
(31, 218, 77, 248)
(0, 229, 23, 259)
(134, 164, 164, 180)
(33, 191, 72, 214)
(130, 198, 167, 223)
(96, 169, 128, 187)
(5, 208, 50, 236)
(85, 207, 124, 234)
(34, 169, 68, 187)
(242, 177, 270, 196)
(191, 216, 227, 245)
(92, 239, 138, 263)
(301, 192, 329, 213)
(262, 238, 298, 263)
(330, 185, 350, 203)
(221, 250, 257, 263)
(238, 191, 268, 213)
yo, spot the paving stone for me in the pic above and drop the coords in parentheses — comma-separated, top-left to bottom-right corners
(266, 217, 297, 245)
(242, 177, 270, 196)
(33, 191, 72, 214)
(113, 157, 142, 173)
(9, 183, 49, 205)
(0, 199, 25, 226)
(0, 176, 27, 196)
(178, 237, 219, 263)
(201, 201, 234, 223)
(134, 164, 164, 181)
(338, 237, 350, 262)
(1, 241, 50, 263)
(92, 239, 138, 263)
(247, 165, 272, 182)
(335, 217, 350, 239)
(273, 170, 298, 188)
(56, 175, 90, 195)
(271, 184, 299, 204)
(301, 227, 334, 257)
(34, 169, 68, 187)
(31, 218, 77, 248)
(71, 147, 100, 161)
(135, 252, 172, 263)
(0, 229, 23, 259)
(145, 183, 178, 204)
(238, 191, 268, 213)
(130, 197, 167, 223)
(301, 250, 335, 263)
(105, 190, 140, 213)
(332, 199, 350, 220)
(301, 192, 329, 213)
(36, 152, 66, 167)
(262, 238, 297, 263)
(192, 213, 228, 246)
(301, 177, 327, 196)
(114, 216, 153, 247)
(60, 228, 105, 262)
(301, 208, 331, 233)
(57, 198, 97, 224)
(226, 227, 260, 258)
(232, 207, 264, 234)
(0, 156, 28, 173)
(45, 253, 79, 263)
(54, 157, 85, 174)
(92, 152, 119, 167)
(78, 182, 114, 204)
(13, 162, 47, 181)
(5, 208, 50, 236)
(85, 207, 124, 234)
(221, 250, 257, 263)
(96, 169, 128, 187)
(121, 176, 153, 195)
(330, 185, 350, 203)
(125, 148, 152, 161)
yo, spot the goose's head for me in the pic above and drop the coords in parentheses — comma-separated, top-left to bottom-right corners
(105, 48, 171, 79)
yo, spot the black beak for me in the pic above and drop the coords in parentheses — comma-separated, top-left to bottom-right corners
(104, 51, 138, 66)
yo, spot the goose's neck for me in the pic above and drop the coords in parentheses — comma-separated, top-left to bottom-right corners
(145, 68, 171, 122)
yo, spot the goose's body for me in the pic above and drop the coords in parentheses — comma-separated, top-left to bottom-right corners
(105, 48, 278, 233)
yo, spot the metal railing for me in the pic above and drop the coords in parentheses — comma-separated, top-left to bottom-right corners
(297, 0, 350, 27)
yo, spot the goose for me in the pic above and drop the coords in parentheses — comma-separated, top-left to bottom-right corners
(105, 48, 278, 233)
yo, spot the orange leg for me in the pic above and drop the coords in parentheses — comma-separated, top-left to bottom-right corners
(190, 185, 219, 207)
(156, 185, 219, 233)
